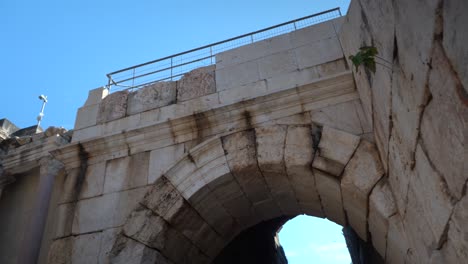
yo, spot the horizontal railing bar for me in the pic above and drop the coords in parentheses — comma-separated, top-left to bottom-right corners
(107, 7, 340, 76)
(111, 55, 214, 85)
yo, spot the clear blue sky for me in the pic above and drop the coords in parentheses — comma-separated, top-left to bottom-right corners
(0, 1, 351, 263)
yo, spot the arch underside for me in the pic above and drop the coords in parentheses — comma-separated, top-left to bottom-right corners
(107, 121, 391, 264)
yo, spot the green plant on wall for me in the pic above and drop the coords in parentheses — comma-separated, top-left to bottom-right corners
(349, 46, 378, 73)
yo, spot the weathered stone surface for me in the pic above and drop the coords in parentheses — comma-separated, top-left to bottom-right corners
(312, 126, 360, 176)
(257, 50, 298, 79)
(104, 152, 149, 193)
(84, 87, 109, 106)
(222, 130, 282, 220)
(256, 126, 301, 215)
(109, 236, 172, 264)
(98, 228, 121, 264)
(368, 181, 396, 259)
(294, 36, 343, 70)
(284, 126, 323, 217)
(177, 65, 216, 102)
(314, 169, 346, 226)
(442, 0, 468, 93)
(74, 104, 99, 130)
(72, 187, 149, 234)
(72, 233, 102, 264)
(148, 143, 185, 183)
(420, 44, 467, 200)
(54, 203, 74, 238)
(385, 214, 409, 264)
(47, 237, 72, 264)
(310, 100, 363, 135)
(407, 144, 453, 247)
(97, 90, 128, 124)
(444, 189, 468, 262)
(127, 81, 176, 115)
(341, 140, 384, 240)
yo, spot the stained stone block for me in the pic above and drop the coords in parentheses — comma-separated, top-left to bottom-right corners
(177, 65, 216, 102)
(97, 90, 129, 123)
(103, 152, 149, 193)
(148, 143, 185, 183)
(314, 169, 346, 226)
(312, 126, 360, 176)
(341, 140, 384, 241)
(126, 81, 176, 115)
(109, 236, 172, 264)
(310, 100, 363, 135)
(368, 181, 396, 258)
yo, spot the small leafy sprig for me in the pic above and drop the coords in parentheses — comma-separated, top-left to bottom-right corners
(349, 46, 378, 73)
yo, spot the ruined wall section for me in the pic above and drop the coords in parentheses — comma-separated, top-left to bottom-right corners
(339, 0, 467, 262)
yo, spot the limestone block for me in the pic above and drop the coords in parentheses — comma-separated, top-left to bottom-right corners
(74, 104, 99, 130)
(445, 189, 468, 262)
(215, 33, 292, 70)
(284, 126, 323, 217)
(443, 0, 468, 92)
(123, 206, 192, 263)
(368, 181, 396, 259)
(371, 65, 392, 171)
(109, 236, 172, 264)
(218, 79, 268, 105)
(315, 59, 347, 78)
(341, 140, 384, 241)
(222, 130, 281, 217)
(259, 112, 311, 127)
(310, 100, 363, 135)
(189, 185, 240, 239)
(126, 81, 176, 115)
(257, 50, 298, 79)
(208, 173, 257, 227)
(314, 169, 346, 226)
(294, 36, 343, 70)
(402, 184, 436, 263)
(142, 177, 185, 219)
(158, 93, 220, 122)
(312, 126, 360, 176)
(103, 152, 149, 193)
(177, 65, 216, 102)
(84, 87, 109, 106)
(215, 60, 260, 91)
(97, 90, 128, 124)
(71, 124, 103, 143)
(72, 187, 148, 234)
(289, 19, 337, 48)
(421, 44, 467, 200)
(386, 214, 409, 264)
(387, 134, 412, 215)
(81, 162, 106, 198)
(72, 233, 102, 264)
(47, 237, 72, 264)
(265, 67, 317, 93)
(148, 143, 185, 183)
(256, 126, 301, 215)
(394, 0, 438, 97)
(47, 233, 104, 264)
(98, 228, 121, 264)
(407, 144, 453, 247)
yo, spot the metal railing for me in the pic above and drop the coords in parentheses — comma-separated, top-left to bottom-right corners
(106, 7, 342, 91)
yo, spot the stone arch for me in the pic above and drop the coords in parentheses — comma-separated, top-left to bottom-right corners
(107, 124, 396, 264)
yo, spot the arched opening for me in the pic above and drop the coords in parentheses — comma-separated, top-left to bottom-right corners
(279, 215, 350, 264)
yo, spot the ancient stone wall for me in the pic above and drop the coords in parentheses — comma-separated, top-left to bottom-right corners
(339, 0, 467, 262)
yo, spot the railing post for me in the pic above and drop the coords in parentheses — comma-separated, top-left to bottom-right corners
(132, 68, 135, 89)
(293, 22, 297, 30)
(170, 57, 173, 81)
(250, 34, 254, 43)
(210, 46, 213, 64)
(338, 8, 342, 16)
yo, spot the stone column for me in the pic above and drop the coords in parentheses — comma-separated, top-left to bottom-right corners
(17, 157, 64, 264)
(0, 167, 15, 200)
